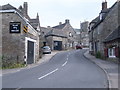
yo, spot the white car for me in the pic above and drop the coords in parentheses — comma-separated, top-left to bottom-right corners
(42, 46, 51, 54)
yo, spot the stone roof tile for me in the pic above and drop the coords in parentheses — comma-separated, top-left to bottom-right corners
(52, 23, 66, 29)
(104, 26, 120, 42)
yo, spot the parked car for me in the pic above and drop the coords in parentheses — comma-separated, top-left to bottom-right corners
(42, 46, 51, 54)
(76, 45, 82, 49)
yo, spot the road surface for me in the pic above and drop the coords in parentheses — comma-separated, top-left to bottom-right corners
(2, 50, 108, 88)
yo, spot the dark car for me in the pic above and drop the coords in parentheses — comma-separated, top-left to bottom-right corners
(42, 46, 51, 54)
(76, 45, 82, 49)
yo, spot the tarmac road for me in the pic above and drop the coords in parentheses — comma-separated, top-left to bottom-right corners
(2, 49, 108, 88)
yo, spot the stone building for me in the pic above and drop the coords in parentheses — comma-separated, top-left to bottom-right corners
(89, 0, 120, 61)
(40, 26, 51, 47)
(41, 26, 67, 51)
(45, 28, 67, 50)
(0, 2, 41, 65)
(80, 21, 89, 48)
(41, 19, 77, 50)
(74, 29, 81, 46)
(52, 19, 77, 50)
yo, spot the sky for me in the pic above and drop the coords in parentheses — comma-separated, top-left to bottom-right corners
(1, 0, 116, 28)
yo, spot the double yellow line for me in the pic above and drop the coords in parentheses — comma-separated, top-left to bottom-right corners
(23, 26, 28, 33)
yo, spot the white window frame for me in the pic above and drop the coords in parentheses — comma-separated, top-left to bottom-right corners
(25, 37, 36, 64)
(108, 47, 116, 58)
(69, 32, 72, 37)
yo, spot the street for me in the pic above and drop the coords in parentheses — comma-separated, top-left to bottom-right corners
(2, 50, 108, 88)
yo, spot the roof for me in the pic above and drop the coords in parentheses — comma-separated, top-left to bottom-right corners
(30, 19, 39, 23)
(91, 1, 117, 30)
(90, 16, 100, 24)
(1, 3, 40, 30)
(52, 23, 66, 29)
(45, 28, 67, 38)
(30, 19, 39, 29)
(104, 26, 120, 42)
(41, 27, 51, 35)
(0, 4, 16, 10)
(74, 29, 81, 34)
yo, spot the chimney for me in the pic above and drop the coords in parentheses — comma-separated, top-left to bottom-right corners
(59, 22, 62, 25)
(65, 19, 70, 24)
(18, 5, 23, 11)
(47, 26, 51, 28)
(36, 13, 39, 20)
(23, 2, 28, 16)
(102, 0, 107, 10)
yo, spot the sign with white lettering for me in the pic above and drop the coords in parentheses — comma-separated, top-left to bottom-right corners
(9, 22, 21, 33)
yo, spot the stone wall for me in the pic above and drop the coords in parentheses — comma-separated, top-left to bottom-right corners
(46, 36, 53, 50)
(92, 2, 119, 57)
(1, 12, 39, 64)
(2, 12, 26, 63)
(63, 23, 76, 49)
(101, 2, 118, 56)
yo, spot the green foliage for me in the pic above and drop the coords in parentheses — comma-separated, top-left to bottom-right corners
(1, 55, 25, 69)
(95, 51, 102, 59)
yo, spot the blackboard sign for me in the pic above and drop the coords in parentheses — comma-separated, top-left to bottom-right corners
(10, 22, 21, 33)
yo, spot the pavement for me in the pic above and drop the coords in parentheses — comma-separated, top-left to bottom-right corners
(1, 51, 59, 75)
(84, 50, 119, 89)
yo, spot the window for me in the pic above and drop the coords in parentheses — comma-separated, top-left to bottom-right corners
(100, 13, 102, 20)
(108, 47, 116, 58)
(69, 32, 72, 37)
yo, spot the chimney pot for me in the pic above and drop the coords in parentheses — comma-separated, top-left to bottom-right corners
(102, 1, 107, 10)
(23, 2, 28, 14)
(59, 22, 62, 25)
(65, 19, 70, 23)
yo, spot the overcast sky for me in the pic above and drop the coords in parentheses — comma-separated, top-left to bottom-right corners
(1, 0, 116, 28)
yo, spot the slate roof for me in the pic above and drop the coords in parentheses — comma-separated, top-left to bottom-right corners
(1, 3, 40, 30)
(104, 26, 120, 42)
(45, 28, 67, 38)
(91, 2, 117, 29)
(52, 23, 66, 29)
(74, 29, 81, 34)
(41, 27, 51, 34)
(90, 16, 100, 23)
(0, 4, 16, 10)
(30, 19, 39, 30)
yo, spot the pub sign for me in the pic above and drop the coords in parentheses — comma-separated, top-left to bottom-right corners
(9, 22, 21, 33)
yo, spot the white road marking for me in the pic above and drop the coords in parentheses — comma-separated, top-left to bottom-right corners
(38, 68, 58, 80)
(17, 70, 20, 72)
(67, 57, 69, 61)
(15, 87, 21, 90)
(62, 61, 68, 67)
